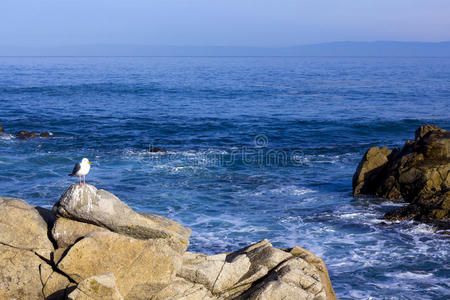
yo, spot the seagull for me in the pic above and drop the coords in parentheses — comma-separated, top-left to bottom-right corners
(68, 158, 91, 185)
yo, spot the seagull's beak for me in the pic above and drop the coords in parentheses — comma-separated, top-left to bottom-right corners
(88, 162, 91, 164)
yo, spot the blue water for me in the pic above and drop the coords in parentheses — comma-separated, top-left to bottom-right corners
(1, 56, 449, 299)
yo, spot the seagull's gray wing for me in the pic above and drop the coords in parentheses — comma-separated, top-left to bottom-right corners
(68, 163, 81, 176)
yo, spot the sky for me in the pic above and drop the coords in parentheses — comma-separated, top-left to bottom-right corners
(1, 0, 450, 47)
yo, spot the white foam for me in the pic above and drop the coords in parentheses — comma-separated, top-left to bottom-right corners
(387, 271, 434, 280)
(0, 134, 14, 140)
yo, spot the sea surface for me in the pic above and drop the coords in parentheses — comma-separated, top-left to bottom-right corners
(1, 56, 449, 299)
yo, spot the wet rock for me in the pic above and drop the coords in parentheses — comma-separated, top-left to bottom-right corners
(353, 125, 450, 227)
(68, 273, 123, 300)
(57, 231, 182, 298)
(39, 131, 52, 138)
(16, 130, 38, 139)
(53, 184, 191, 253)
(15, 130, 53, 139)
(149, 146, 167, 153)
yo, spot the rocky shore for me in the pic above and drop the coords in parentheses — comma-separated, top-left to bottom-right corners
(0, 184, 336, 299)
(353, 125, 449, 229)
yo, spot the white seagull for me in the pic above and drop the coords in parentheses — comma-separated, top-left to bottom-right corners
(68, 158, 91, 185)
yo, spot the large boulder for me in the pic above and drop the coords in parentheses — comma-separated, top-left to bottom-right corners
(353, 125, 450, 227)
(57, 231, 183, 299)
(53, 184, 191, 252)
(0, 198, 71, 299)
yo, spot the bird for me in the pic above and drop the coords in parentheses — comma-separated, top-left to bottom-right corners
(68, 158, 91, 185)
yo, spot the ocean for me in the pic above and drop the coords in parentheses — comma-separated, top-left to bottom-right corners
(0, 56, 449, 299)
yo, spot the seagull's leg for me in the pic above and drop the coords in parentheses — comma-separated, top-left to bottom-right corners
(84, 175, 86, 185)
(79, 176, 81, 185)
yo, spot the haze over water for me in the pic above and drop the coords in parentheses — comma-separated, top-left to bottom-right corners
(1, 56, 449, 299)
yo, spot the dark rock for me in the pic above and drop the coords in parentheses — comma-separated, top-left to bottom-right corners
(16, 130, 53, 139)
(40, 131, 52, 138)
(16, 130, 38, 139)
(353, 125, 450, 228)
(0, 121, 4, 133)
(149, 147, 167, 153)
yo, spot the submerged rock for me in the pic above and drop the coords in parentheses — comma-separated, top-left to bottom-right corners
(53, 184, 192, 252)
(149, 146, 167, 153)
(353, 125, 450, 227)
(16, 130, 53, 139)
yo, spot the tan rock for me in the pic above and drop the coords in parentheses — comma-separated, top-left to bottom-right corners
(0, 197, 54, 259)
(0, 197, 73, 299)
(352, 146, 391, 197)
(237, 257, 333, 300)
(40, 263, 73, 299)
(57, 231, 182, 298)
(52, 216, 109, 248)
(290, 246, 336, 300)
(141, 277, 214, 300)
(53, 184, 191, 252)
(0, 245, 46, 300)
(68, 273, 123, 300)
(177, 239, 336, 300)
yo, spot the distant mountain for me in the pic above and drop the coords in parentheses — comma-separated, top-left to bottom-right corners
(1, 41, 450, 56)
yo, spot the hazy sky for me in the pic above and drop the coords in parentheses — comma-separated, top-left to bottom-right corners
(1, 0, 450, 47)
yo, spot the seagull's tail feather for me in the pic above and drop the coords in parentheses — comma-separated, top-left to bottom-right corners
(68, 173, 75, 177)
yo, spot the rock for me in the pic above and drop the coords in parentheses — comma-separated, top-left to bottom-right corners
(352, 146, 391, 197)
(178, 239, 336, 300)
(40, 263, 73, 299)
(57, 231, 183, 298)
(0, 190, 337, 300)
(0, 197, 71, 299)
(16, 130, 38, 139)
(40, 131, 53, 138)
(151, 277, 215, 300)
(236, 257, 328, 300)
(52, 216, 109, 249)
(15, 130, 52, 139)
(53, 184, 191, 253)
(353, 125, 450, 227)
(149, 146, 167, 153)
(0, 121, 4, 133)
(68, 273, 123, 300)
(0, 197, 54, 259)
(0, 245, 48, 299)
